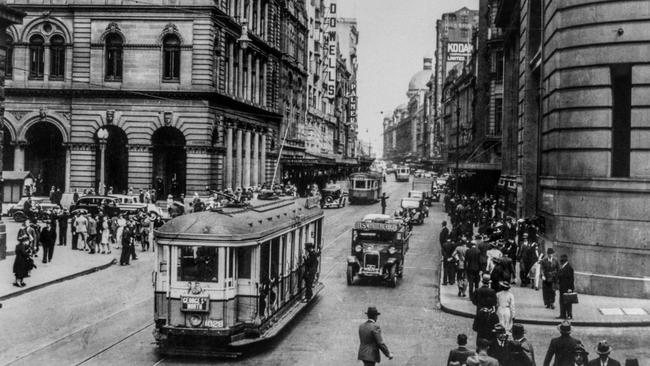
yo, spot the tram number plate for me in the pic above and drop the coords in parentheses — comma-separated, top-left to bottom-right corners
(205, 319, 224, 328)
(180, 295, 210, 313)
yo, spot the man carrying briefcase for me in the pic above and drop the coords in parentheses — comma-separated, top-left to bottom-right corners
(557, 254, 577, 319)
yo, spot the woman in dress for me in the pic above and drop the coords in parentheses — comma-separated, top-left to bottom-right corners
(496, 280, 516, 332)
(115, 214, 126, 250)
(13, 236, 31, 287)
(100, 215, 111, 254)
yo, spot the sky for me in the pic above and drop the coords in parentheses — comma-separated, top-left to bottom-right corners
(337, 0, 478, 157)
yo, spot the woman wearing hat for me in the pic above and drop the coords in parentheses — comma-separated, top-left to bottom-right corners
(496, 281, 515, 332)
(13, 235, 32, 287)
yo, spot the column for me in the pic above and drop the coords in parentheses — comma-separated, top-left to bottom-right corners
(235, 127, 243, 189)
(64, 145, 71, 192)
(261, 60, 267, 106)
(243, 129, 251, 188)
(259, 131, 267, 184)
(256, 0, 262, 35)
(13, 142, 25, 172)
(225, 123, 234, 189)
(252, 130, 259, 187)
(238, 48, 244, 98)
(254, 57, 260, 104)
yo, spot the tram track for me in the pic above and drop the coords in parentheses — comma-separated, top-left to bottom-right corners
(74, 322, 153, 366)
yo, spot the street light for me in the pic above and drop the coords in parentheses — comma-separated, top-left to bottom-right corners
(97, 127, 109, 195)
(238, 21, 251, 50)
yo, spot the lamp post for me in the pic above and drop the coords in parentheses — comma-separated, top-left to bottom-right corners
(238, 21, 251, 50)
(97, 127, 109, 195)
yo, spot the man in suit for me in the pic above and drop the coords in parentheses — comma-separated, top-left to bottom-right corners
(447, 333, 475, 366)
(543, 321, 581, 366)
(465, 240, 482, 300)
(510, 323, 536, 366)
(587, 341, 621, 366)
(541, 248, 560, 309)
(439, 221, 450, 248)
(357, 306, 393, 366)
(473, 274, 497, 310)
(489, 324, 510, 365)
(466, 338, 499, 366)
(518, 232, 532, 286)
(442, 239, 457, 285)
(39, 221, 57, 263)
(478, 238, 491, 272)
(557, 254, 575, 319)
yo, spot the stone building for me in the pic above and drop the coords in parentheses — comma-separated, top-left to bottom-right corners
(3, 0, 287, 198)
(496, 0, 650, 298)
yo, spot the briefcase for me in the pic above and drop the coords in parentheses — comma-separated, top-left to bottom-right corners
(562, 292, 579, 304)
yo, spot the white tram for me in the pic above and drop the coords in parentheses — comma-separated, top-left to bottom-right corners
(152, 196, 324, 357)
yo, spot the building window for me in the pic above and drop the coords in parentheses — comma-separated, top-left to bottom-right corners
(260, 0, 266, 39)
(461, 28, 468, 39)
(243, 52, 249, 100)
(252, 0, 258, 33)
(29, 35, 45, 80)
(259, 58, 265, 104)
(611, 64, 631, 178)
(49, 35, 65, 80)
(105, 33, 123, 81)
(461, 15, 468, 23)
(5, 34, 13, 78)
(494, 98, 503, 135)
(162, 34, 181, 81)
(251, 56, 257, 103)
(529, 0, 542, 58)
(495, 50, 504, 83)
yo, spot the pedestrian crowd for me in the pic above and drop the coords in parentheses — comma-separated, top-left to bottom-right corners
(12, 187, 164, 288)
(441, 190, 637, 366)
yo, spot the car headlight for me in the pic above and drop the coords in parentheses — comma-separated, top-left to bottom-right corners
(355, 245, 362, 252)
(189, 314, 203, 327)
(388, 247, 396, 255)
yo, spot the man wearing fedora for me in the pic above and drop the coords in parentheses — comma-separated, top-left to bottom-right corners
(557, 254, 575, 320)
(357, 306, 393, 366)
(488, 324, 510, 365)
(510, 323, 536, 366)
(473, 274, 497, 312)
(574, 343, 589, 366)
(541, 248, 560, 309)
(543, 320, 581, 366)
(587, 341, 621, 366)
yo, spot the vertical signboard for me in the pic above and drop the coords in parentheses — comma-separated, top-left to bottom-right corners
(349, 80, 357, 124)
(324, 0, 337, 99)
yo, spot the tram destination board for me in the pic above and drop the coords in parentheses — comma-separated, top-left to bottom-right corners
(180, 295, 210, 313)
(354, 221, 400, 232)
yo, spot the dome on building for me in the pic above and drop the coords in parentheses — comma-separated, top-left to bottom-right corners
(408, 57, 433, 92)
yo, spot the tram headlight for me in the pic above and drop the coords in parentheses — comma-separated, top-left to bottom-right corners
(388, 246, 396, 255)
(355, 245, 362, 252)
(189, 314, 203, 327)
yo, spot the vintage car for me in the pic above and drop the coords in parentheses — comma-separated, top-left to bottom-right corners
(110, 194, 150, 214)
(9, 196, 60, 222)
(320, 184, 348, 208)
(346, 214, 410, 287)
(400, 197, 427, 224)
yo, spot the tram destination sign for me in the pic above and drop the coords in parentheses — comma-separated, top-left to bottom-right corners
(180, 295, 210, 313)
(354, 221, 400, 232)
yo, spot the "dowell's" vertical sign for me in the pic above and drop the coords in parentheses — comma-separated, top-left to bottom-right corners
(324, 0, 337, 99)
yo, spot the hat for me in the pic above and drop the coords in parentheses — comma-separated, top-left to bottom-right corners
(558, 320, 572, 333)
(481, 274, 491, 284)
(492, 323, 506, 334)
(499, 281, 511, 290)
(547, 248, 555, 254)
(365, 306, 381, 317)
(512, 323, 525, 337)
(574, 342, 589, 355)
(596, 340, 613, 355)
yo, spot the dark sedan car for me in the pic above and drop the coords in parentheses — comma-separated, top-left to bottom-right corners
(70, 196, 121, 217)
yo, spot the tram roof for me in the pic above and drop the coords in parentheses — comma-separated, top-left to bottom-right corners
(155, 197, 323, 244)
(349, 172, 382, 179)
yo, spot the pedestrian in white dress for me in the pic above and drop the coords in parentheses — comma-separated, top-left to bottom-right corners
(100, 218, 111, 254)
(496, 281, 515, 332)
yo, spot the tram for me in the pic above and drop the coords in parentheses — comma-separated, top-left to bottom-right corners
(152, 196, 324, 357)
(348, 172, 383, 204)
(395, 166, 411, 182)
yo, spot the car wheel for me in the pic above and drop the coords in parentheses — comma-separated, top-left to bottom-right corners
(346, 265, 355, 285)
(13, 211, 26, 222)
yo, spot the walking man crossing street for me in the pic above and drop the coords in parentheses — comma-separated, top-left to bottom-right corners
(358, 306, 393, 366)
(380, 192, 389, 215)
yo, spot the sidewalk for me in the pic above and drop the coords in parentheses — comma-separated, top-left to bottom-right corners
(439, 280, 650, 327)
(0, 246, 116, 302)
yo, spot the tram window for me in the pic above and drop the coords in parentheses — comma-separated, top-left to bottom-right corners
(177, 246, 219, 282)
(270, 237, 280, 279)
(237, 246, 253, 279)
(354, 180, 366, 189)
(228, 248, 235, 279)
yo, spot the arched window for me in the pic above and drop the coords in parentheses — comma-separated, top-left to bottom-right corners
(162, 34, 180, 81)
(105, 33, 123, 81)
(5, 34, 13, 78)
(29, 35, 45, 79)
(50, 35, 65, 80)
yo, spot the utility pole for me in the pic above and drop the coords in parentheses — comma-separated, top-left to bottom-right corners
(455, 88, 460, 194)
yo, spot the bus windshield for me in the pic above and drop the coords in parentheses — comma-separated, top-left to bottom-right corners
(177, 246, 219, 282)
(353, 180, 367, 189)
(354, 230, 396, 243)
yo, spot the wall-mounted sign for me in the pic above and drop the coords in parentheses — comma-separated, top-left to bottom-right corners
(324, 0, 337, 99)
(446, 42, 473, 62)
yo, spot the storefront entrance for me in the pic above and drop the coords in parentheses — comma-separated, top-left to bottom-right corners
(25, 122, 65, 196)
(152, 127, 186, 198)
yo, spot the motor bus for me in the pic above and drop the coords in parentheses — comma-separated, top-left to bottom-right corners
(395, 166, 410, 182)
(348, 172, 383, 204)
(153, 196, 324, 357)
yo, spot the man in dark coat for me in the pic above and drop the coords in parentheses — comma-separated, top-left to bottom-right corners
(465, 240, 482, 299)
(120, 224, 133, 265)
(509, 323, 536, 366)
(39, 221, 57, 263)
(439, 221, 449, 248)
(543, 321, 581, 366)
(357, 306, 393, 366)
(303, 242, 320, 301)
(587, 341, 621, 366)
(478, 238, 491, 272)
(489, 324, 510, 365)
(57, 210, 69, 246)
(557, 254, 575, 319)
(473, 274, 497, 311)
(472, 306, 500, 348)
(442, 239, 456, 285)
(380, 193, 389, 215)
(518, 233, 532, 286)
(541, 248, 560, 309)
(447, 333, 475, 365)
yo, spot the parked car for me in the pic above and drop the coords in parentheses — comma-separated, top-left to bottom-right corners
(8, 196, 60, 222)
(321, 184, 348, 208)
(70, 196, 122, 217)
(109, 194, 149, 214)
